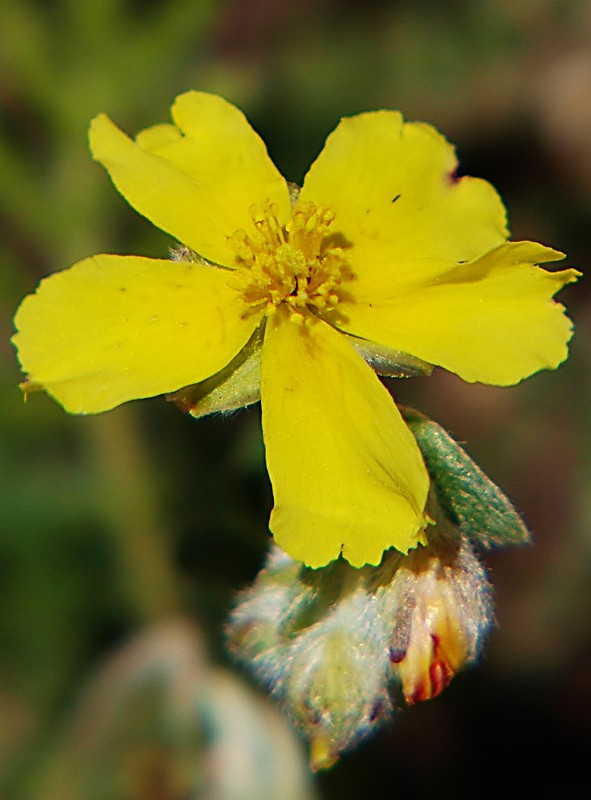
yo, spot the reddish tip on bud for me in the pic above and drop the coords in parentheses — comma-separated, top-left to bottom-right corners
(388, 532, 493, 706)
(398, 618, 467, 705)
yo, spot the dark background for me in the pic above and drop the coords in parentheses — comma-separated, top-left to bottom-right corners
(1, 1, 589, 797)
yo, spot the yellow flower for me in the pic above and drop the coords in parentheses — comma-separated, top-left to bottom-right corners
(12, 92, 578, 568)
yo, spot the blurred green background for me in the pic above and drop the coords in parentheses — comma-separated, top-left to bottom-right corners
(1, 0, 590, 797)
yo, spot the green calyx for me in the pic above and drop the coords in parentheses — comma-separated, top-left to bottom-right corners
(167, 325, 263, 418)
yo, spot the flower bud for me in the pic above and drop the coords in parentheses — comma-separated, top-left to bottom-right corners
(227, 548, 394, 770)
(386, 523, 493, 704)
(227, 519, 493, 769)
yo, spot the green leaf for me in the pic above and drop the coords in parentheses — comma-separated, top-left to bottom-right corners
(404, 409, 530, 549)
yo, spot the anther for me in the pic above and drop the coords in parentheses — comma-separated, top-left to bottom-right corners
(230, 200, 352, 318)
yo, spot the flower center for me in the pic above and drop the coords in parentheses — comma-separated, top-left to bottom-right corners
(228, 200, 353, 324)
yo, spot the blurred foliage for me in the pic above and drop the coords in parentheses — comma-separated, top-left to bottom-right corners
(1, 0, 590, 797)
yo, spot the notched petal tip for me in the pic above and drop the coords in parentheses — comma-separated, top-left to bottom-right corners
(554, 265, 582, 287)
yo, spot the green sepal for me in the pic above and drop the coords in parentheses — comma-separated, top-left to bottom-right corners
(347, 334, 434, 378)
(167, 324, 263, 418)
(403, 408, 530, 549)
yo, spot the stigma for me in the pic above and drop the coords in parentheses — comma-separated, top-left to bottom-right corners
(228, 200, 353, 323)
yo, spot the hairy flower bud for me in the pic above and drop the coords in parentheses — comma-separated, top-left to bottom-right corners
(227, 525, 493, 769)
(387, 521, 493, 705)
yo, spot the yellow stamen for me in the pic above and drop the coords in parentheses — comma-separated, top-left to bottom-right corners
(228, 200, 353, 318)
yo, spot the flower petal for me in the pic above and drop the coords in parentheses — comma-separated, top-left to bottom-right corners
(334, 242, 580, 386)
(261, 311, 430, 568)
(13, 255, 261, 413)
(90, 92, 291, 266)
(299, 110, 507, 284)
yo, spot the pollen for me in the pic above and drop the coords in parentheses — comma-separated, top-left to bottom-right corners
(228, 200, 353, 322)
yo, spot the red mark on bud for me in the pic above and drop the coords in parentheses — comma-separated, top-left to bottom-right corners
(428, 659, 453, 698)
(397, 628, 463, 705)
(388, 646, 407, 664)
